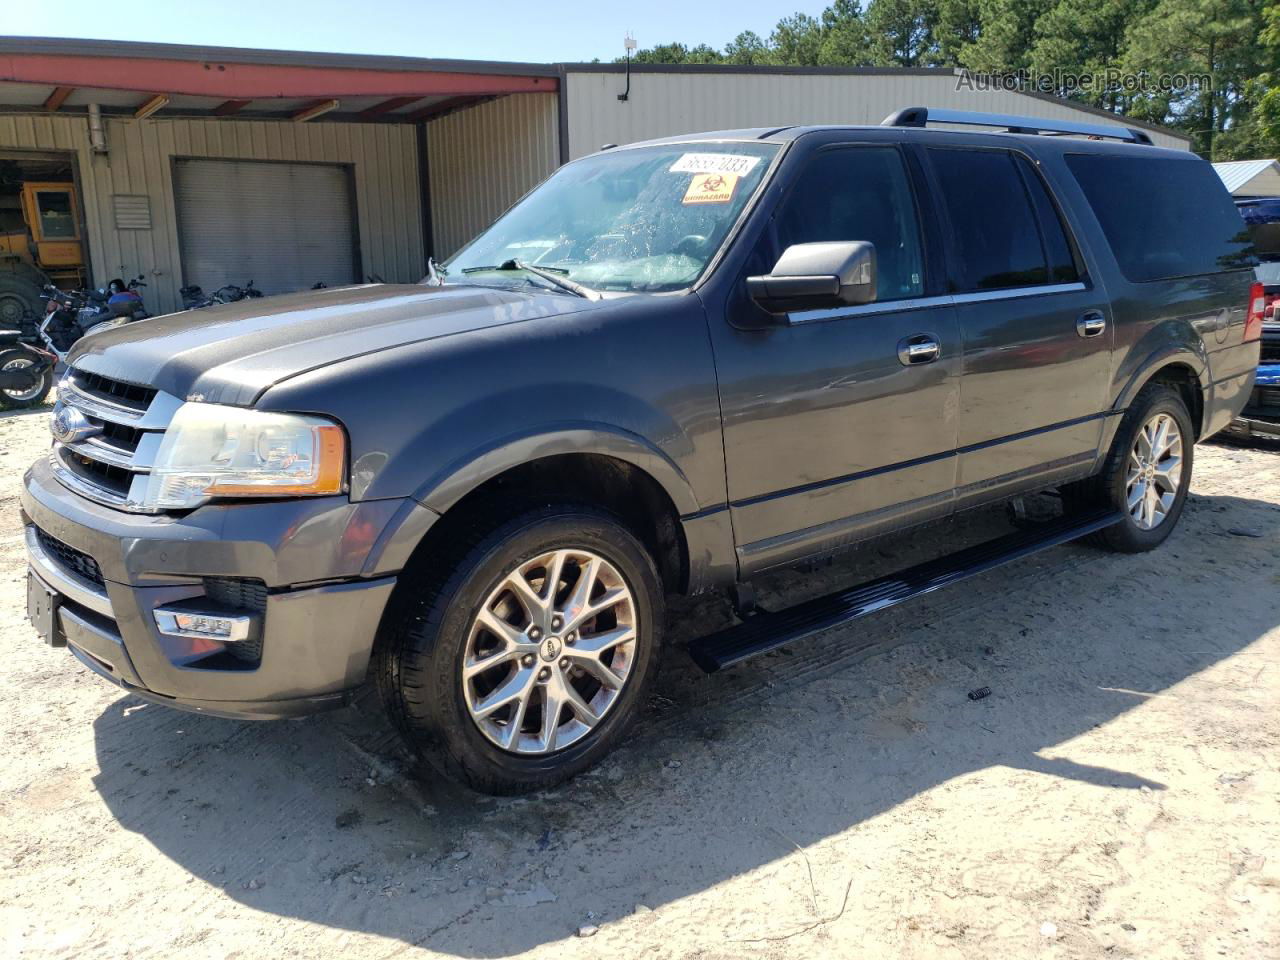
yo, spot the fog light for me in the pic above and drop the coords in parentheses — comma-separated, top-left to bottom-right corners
(154, 606, 255, 642)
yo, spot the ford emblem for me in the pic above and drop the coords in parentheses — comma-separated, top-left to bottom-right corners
(50, 406, 101, 445)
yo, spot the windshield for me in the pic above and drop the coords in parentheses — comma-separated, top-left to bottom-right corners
(1257, 261, 1280, 284)
(443, 143, 779, 294)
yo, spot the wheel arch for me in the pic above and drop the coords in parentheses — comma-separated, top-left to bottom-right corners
(415, 427, 702, 519)
(1113, 348, 1208, 439)
(374, 430, 706, 601)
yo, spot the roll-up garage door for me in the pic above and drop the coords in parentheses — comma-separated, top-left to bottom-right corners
(173, 159, 358, 296)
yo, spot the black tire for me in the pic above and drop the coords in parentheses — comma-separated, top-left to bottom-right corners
(0, 273, 42, 332)
(1065, 382, 1194, 552)
(374, 505, 664, 795)
(0, 348, 53, 410)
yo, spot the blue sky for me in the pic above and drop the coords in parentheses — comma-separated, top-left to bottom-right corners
(6, 0, 827, 62)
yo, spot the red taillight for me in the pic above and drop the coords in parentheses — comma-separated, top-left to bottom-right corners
(1246, 282, 1265, 342)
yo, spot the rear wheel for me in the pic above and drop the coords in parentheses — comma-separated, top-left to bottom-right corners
(1066, 383, 1194, 552)
(375, 505, 663, 794)
(0, 349, 53, 410)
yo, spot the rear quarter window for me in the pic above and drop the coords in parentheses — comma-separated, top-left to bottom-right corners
(1066, 154, 1255, 282)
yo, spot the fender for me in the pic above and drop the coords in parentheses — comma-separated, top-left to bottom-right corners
(1111, 342, 1209, 413)
(358, 425, 715, 580)
(415, 424, 704, 517)
(1096, 342, 1209, 463)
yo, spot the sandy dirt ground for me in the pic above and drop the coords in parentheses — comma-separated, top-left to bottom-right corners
(0, 404, 1277, 960)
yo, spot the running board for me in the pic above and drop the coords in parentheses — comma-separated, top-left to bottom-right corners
(688, 508, 1123, 673)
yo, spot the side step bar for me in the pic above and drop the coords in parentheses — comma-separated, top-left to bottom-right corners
(688, 508, 1123, 673)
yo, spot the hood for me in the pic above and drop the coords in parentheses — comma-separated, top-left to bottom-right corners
(69, 284, 597, 406)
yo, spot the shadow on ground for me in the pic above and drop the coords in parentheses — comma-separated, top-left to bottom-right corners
(88, 491, 1279, 955)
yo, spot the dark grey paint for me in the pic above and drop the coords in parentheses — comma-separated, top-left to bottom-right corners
(34, 123, 1257, 716)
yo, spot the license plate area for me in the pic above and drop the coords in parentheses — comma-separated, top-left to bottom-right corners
(27, 571, 65, 647)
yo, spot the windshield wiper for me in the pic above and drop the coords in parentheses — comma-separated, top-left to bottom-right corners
(460, 259, 601, 301)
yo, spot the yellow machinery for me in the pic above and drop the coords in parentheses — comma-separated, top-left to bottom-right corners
(0, 181, 86, 329)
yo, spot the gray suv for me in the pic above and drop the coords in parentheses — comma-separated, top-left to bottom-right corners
(22, 108, 1261, 793)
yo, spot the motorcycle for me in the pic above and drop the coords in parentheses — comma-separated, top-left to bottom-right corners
(0, 332, 56, 410)
(179, 279, 263, 309)
(36, 275, 149, 362)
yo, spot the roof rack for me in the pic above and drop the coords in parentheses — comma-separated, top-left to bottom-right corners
(881, 106, 1154, 146)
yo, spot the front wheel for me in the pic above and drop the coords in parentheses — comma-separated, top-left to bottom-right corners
(375, 506, 664, 795)
(0, 349, 54, 410)
(1066, 383, 1194, 552)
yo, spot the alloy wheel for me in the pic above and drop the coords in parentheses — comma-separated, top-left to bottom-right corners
(1126, 412, 1183, 530)
(461, 548, 638, 754)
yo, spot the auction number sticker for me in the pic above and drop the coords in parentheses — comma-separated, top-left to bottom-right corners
(670, 152, 762, 176)
(683, 173, 740, 204)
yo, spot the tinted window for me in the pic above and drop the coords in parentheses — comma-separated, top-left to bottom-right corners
(775, 147, 924, 302)
(1017, 156, 1079, 283)
(930, 148, 1048, 291)
(1066, 154, 1255, 282)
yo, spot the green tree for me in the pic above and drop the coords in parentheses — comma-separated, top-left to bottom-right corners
(1123, 0, 1269, 158)
(769, 12, 826, 65)
(1250, 1, 1280, 155)
(631, 42, 692, 65)
(818, 0, 874, 65)
(724, 30, 770, 65)
(933, 0, 982, 65)
(1030, 0, 1154, 108)
(959, 0, 1040, 72)
(865, 0, 939, 66)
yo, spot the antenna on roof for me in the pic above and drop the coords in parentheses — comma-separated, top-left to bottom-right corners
(619, 31, 636, 103)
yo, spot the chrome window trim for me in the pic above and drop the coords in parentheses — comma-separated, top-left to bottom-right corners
(25, 526, 114, 618)
(787, 281, 1088, 325)
(948, 282, 1086, 305)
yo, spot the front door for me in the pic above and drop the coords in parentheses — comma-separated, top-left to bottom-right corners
(709, 143, 961, 577)
(925, 146, 1113, 504)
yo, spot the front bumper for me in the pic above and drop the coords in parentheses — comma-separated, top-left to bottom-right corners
(21, 456, 400, 719)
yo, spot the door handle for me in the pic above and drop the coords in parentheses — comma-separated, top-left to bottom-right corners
(898, 334, 940, 365)
(1077, 310, 1106, 338)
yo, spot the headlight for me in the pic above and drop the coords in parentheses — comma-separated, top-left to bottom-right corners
(140, 403, 346, 510)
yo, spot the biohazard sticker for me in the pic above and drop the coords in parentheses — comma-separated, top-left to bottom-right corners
(683, 173, 740, 204)
(670, 153, 762, 176)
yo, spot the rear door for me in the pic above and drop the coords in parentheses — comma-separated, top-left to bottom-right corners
(173, 158, 358, 296)
(924, 146, 1113, 505)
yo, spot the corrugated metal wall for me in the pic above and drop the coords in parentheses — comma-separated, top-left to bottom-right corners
(565, 70, 1191, 157)
(426, 93, 559, 257)
(0, 113, 421, 313)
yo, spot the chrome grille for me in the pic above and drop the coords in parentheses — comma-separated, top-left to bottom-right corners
(71, 368, 158, 411)
(49, 367, 183, 513)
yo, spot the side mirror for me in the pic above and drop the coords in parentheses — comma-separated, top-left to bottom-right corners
(746, 241, 877, 315)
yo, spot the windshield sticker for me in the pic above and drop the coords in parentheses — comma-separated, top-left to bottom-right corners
(670, 153, 762, 176)
(683, 173, 740, 205)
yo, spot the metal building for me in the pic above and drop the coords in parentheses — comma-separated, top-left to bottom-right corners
(0, 38, 1190, 316)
